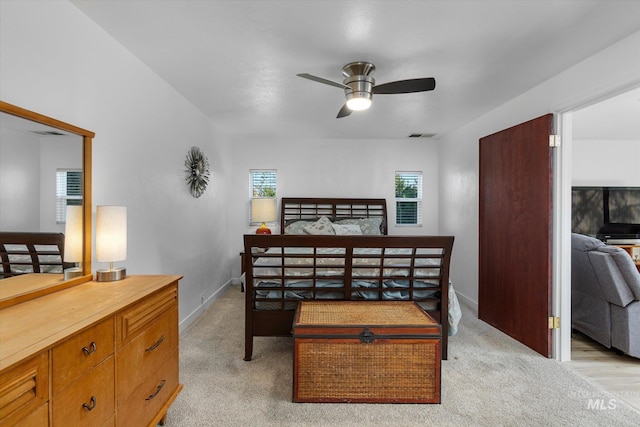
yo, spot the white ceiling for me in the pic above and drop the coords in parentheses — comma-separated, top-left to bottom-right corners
(70, 0, 640, 140)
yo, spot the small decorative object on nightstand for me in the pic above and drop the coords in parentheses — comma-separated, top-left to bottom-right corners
(251, 197, 276, 234)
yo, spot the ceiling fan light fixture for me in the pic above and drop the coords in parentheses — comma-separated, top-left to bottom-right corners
(296, 61, 436, 118)
(346, 94, 372, 111)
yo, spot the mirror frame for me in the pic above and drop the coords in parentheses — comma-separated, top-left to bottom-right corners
(0, 100, 94, 284)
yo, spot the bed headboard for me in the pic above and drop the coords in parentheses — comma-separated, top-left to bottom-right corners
(280, 198, 387, 234)
(0, 232, 70, 279)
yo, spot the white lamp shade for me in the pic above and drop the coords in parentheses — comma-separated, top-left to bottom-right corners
(251, 198, 276, 223)
(96, 206, 127, 263)
(64, 205, 83, 263)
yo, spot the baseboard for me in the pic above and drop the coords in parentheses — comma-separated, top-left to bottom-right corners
(179, 280, 234, 335)
(455, 290, 478, 315)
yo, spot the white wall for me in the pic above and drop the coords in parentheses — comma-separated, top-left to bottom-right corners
(227, 137, 440, 277)
(572, 139, 640, 185)
(1, 127, 80, 232)
(0, 0, 233, 330)
(439, 30, 640, 307)
(0, 127, 41, 230)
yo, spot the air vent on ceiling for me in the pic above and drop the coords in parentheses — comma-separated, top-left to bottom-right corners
(31, 130, 66, 136)
(408, 133, 438, 138)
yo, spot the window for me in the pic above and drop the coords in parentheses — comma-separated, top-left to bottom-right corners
(250, 170, 277, 197)
(395, 171, 422, 226)
(56, 169, 82, 223)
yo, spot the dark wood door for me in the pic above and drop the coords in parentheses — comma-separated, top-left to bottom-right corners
(478, 114, 554, 357)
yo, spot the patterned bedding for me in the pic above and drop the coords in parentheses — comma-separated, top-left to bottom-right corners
(247, 247, 462, 335)
(0, 252, 64, 275)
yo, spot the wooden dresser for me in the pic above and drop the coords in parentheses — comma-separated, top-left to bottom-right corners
(0, 275, 183, 427)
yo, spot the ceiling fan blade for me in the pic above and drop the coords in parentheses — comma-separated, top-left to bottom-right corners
(297, 73, 349, 90)
(337, 104, 352, 118)
(373, 77, 436, 94)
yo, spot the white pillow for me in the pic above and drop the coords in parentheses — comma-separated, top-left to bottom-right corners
(332, 223, 363, 235)
(303, 216, 335, 235)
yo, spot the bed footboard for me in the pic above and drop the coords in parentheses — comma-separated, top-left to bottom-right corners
(243, 234, 454, 361)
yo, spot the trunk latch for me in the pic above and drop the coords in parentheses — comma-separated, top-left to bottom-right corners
(359, 328, 375, 343)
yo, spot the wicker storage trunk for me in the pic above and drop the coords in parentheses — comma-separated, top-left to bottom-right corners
(293, 301, 441, 403)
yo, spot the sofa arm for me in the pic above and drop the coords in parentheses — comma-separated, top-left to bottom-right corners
(588, 251, 635, 307)
(597, 246, 640, 300)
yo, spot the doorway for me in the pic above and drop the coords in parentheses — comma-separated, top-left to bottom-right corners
(558, 86, 640, 361)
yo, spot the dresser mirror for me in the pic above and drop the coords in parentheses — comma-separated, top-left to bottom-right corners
(0, 101, 94, 306)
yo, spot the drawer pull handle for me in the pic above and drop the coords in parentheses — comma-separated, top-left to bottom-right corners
(145, 335, 165, 352)
(82, 342, 97, 355)
(82, 396, 97, 411)
(146, 380, 166, 401)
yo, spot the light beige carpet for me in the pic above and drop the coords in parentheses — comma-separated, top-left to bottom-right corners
(166, 286, 640, 426)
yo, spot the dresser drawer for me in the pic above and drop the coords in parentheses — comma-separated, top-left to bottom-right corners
(117, 349, 179, 427)
(12, 403, 48, 427)
(53, 317, 115, 395)
(117, 306, 178, 400)
(53, 355, 115, 426)
(117, 284, 178, 347)
(0, 352, 48, 427)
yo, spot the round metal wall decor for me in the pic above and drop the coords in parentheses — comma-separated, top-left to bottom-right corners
(184, 146, 210, 198)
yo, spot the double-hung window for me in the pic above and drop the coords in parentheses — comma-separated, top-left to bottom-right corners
(56, 169, 82, 223)
(395, 171, 422, 226)
(250, 170, 277, 225)
(250, 170, 277, 197)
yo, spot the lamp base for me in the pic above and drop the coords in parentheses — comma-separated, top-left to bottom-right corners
(256, 223, 272, 234)
(64, 267, 83, 281)
(96, 267, 126, 282)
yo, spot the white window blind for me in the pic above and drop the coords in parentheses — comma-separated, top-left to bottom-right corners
(56, 169, 82, 223)
(395, 171, 422, 226)
(250, 170, 277, 197)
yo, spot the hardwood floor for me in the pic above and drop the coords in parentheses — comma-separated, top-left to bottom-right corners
(568, 333, 640, 412)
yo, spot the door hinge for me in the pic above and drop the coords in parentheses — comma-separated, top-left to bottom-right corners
(548, 316, 560, 329)
(549, 135, 560, 147)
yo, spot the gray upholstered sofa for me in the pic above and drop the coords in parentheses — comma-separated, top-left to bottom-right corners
(571, 233, 640, 358)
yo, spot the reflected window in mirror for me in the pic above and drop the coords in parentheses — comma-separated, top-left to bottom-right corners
(56, 169, 82, 223)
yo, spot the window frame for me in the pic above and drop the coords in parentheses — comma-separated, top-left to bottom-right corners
(250, 169, 277, 197)
(56, 169, 83, 223)
(249, 169, 277, 225)
(394, 171, 423, 227)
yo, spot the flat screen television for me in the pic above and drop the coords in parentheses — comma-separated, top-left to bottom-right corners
(571, 186, 640, 241)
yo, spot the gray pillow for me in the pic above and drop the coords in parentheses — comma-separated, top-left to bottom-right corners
(284, 220, 315, 235)
(336, 217, 383, 235)
(303, 216, 335, 235)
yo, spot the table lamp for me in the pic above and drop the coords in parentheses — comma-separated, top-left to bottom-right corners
(251, 198, 276, 234)
(63, 205, 83, 280)
(96, 205, 127, 282)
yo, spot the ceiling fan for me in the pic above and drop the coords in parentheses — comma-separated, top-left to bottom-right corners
(297, 61, 436, 118)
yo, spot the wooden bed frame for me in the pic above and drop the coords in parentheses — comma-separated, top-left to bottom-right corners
(244, 197, 454, 361)
(0, 232, 70, 279)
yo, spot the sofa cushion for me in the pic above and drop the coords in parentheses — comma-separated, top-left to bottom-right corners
(572, 233, 604, 252)
(597, 245, 640, 300)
